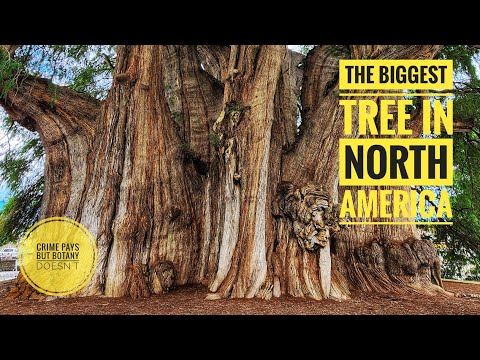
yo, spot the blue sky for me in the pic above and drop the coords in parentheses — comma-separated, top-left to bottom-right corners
(0, 187, 10, 210)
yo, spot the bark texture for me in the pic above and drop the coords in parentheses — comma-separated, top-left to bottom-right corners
(1, 45, 450, 300)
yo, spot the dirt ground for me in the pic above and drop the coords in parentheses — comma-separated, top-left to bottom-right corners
(0, 279, 479, 315)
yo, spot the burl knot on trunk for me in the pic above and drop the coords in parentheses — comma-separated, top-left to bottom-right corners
(276, 182, 344, 251)
(148, 261, 176, 294)
(7, 275, 46, 301)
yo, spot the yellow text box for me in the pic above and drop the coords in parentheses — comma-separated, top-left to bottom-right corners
(339, 138, 453, 186)
(339, 60, 453, 90)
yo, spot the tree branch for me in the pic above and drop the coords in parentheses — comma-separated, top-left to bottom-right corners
(1, 45, 19, 58)
(161, 45, 224, 164)
(453, 118, 475, 133)
(413, 186, 441, 216)
(0, 70, 102, 219)
(0, 75, 100, 140)
(0, 44, 101, 140)
(196, 45, 231, 83)
(286, 49, 305, 97)
(102, 53, 115, 71)
(283, 45, 444, 189)
(350, 45, 443, 60)
(411, 106, 475, 135)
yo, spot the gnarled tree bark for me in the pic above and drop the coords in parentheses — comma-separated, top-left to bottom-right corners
(1, 44, 451, 300)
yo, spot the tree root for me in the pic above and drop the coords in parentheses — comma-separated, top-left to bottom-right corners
(339, 237, 448, 296)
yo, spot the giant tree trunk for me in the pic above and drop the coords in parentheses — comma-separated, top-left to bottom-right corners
(1, 44, 447, 300)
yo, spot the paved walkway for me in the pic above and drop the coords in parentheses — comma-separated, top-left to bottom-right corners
(0, 271, 18, 282)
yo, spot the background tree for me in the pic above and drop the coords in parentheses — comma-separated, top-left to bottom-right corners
(425, 46, 480, 280)
(0, 44, 477, 300)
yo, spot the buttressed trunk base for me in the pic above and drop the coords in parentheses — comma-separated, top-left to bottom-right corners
(1, 45, 447, 301)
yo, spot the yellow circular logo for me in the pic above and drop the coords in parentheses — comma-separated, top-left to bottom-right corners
(18, 217, 97, 296)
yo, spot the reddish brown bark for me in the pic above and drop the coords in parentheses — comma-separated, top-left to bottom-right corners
(1, 44, 449, 300)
